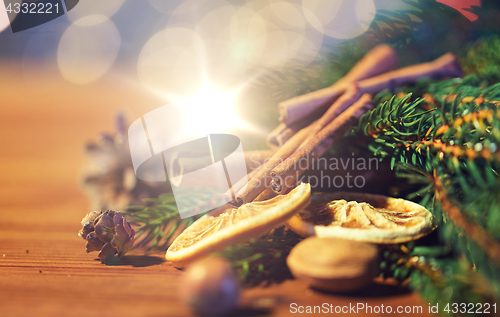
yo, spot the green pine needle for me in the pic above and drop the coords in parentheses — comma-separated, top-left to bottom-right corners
(123, 187, 220, 251)
(216, 227, 302, 287)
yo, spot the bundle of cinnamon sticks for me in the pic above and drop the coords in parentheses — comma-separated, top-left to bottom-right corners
(223, 44, 462, 206)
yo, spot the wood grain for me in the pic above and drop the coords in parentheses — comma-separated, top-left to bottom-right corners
(0, 64, 431, 317)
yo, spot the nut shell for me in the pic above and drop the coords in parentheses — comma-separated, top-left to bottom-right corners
(287, 237, 378, 292)
(179, 257, 240, 316)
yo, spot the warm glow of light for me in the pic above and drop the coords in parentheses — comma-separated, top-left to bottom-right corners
(136, 0, 378, 138)
(137, 27, 206, 97)
(172, 83, 246, 134)
(197, 4, 235, 40)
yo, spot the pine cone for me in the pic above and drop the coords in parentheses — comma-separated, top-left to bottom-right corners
(80, 114, 170, 211)
(78, 210, 135, 262)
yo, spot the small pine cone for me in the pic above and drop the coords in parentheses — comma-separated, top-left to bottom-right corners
(80, 114, 170, 211)
(78, 210, 135, 262)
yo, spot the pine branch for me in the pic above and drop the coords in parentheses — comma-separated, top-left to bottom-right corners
(408, 256, 495, 308)
(433, 175, 500, 267)
(348, 70, 500, 302)
(380, 243, 496, 307)
(215, 227, 302, 287)
(126, 192, 303, 286)
(461, 36, 500, 83)
(123, 188, 220, 251)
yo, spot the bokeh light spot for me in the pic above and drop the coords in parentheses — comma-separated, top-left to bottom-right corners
(196, 4, 235, 41)
(58, 16, 120, 84)
(303, 0, 375, 39)
(138, 28, 206, 98)
(302, 0, 341, 29)
(67, 0, 124, 24)
(269, 1, 306, 29)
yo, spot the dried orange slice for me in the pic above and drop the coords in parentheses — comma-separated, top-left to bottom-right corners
(166, 183, 311, 268)
(286, 192, 435, 244)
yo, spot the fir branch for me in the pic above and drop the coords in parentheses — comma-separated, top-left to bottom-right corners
(380, 243, 495, 307)
(215, 227, 302, 287)
(123, 188, 220, 251)
(380, 243, 451, 287)
(461, 36, 500, 83)
(408, 256, 494, 309)
(356, 93, 427, 139)
(349, 72, 500, 303)
(433, 176, 500, 267)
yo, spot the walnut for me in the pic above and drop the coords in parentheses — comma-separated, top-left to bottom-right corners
(287, 237, 379, 292)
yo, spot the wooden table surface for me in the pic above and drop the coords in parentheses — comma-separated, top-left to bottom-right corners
(0, 63, 431, 317)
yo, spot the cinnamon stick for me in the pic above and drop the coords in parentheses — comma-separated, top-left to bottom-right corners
(357, 53, 462, 94)
(267, 113, 318, 149)
(279, 44, 398, 125)
(279, 52, 461, 128)
(270, 94, 373, 194)
(222, 169, 257, 203)
(225, 123, 315, 206)
(253, 187, 277, 202)
(266, 123, 292, 150)
(299, 85, 361, 147)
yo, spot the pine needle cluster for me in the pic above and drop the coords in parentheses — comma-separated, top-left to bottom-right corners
(123, 188, 219, 251)
(215, 227, 302, 287)
(349, 73, 500, 305)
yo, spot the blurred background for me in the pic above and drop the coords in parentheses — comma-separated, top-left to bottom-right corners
(0, 0, 493, 213)
(3, 2, 500, 315)
(0, 0, 410, 83)
(0, 0, 412, 136)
